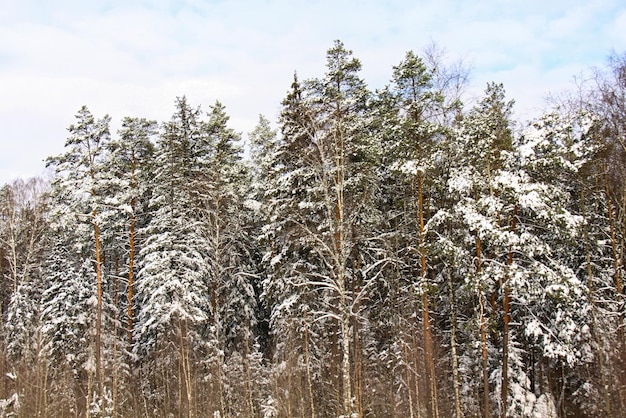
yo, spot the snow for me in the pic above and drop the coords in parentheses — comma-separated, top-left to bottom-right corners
(244, 198, 262, 212)
(518, 190, 543, 213)
(270, 254, 282, 267)
(448, 169, 473, 194)
(391, 159, 424, 176)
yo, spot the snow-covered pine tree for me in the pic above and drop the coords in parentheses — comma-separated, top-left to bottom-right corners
(311, 41, 382, 417)
(196, 101, 262, 417)
(247, 112, 279, 354)
(106, 117, 157, 346)
(260, 72, 325, 416)
(376, 50, 447, 418)
(456, 82, 515, 418)
(43, 106, 117, 415)
(96, 116, 157, 416)
(511, 108, 595, 417)
(437, 84, 589, 417)
(263, 41, 382, 417)
(133, 97, 209, 418)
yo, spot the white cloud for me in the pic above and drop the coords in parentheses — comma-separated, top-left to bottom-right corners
(1, 0, 625, 184)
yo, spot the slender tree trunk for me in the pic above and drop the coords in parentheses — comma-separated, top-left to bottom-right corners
(93, 208, 104, 409)
(603, 163, 624, 343)
(401, 193, 417, 418)
(352, 254, 364, 418)
(112, 257, 119, 418)
(448, 273, 463, 418)
(422, 293, 438, 418)
(341, 300, 353, 416)
(477, 233, 492, 418)
(501, 288, 510, 418)
(411, 329, 423, 418)
(331, 145, 353, 416)
(39, 340, 49, 417)
(304, 310, 316, 418)
(404, 338, 415, 418)
(213, 288, 225, 417)
(209, 194, 226, 418)
(86, 133, 105, 413)
(286, 331, 293, 418)
(353, 316, 363, 418)
(501, 205, 517, 418)
(178, 318, 193, 418)
(244, 321, 255, 418)
(128, 153, 136, 345)
(0, 331, 5, 403)
(620, 183, 626, 412)
(417, 172, 439, 418)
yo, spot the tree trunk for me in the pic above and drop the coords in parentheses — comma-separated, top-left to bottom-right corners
(603, 163, 624, 343)
(331, 128, 353, 416)
(476, 233, 492, 418)
(112, 257, 119, 418)
(480, 292, 491, 418)
(448, 273, 463, 418)
(213, 288, 226, 417)
(128, 152, 136, 345)
(410, 329, 424, 418)
(341, 302, 353, 416)
(178, 318, 193, 418)
(501, 288, 510, 418)
(417, 172, 439, 418)
(422, 293, 438, 418)
(501, 205, 517, 418)
(304, 310, 316, 418)
(245, 332, 254, 418)
(404, 337, 415, 418)
(93, 208, 104, 409)
(353, 316, 363, 418)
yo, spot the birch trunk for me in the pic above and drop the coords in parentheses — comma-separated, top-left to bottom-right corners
(501, 205, 517, 418)
(93, 208, 104, 407)
(128, 152, 136, 345)
(448, 273, 463, 418)
(476, 233, 492, 418)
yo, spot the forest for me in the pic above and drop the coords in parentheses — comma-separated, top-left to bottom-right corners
(1, 40, 625, 418)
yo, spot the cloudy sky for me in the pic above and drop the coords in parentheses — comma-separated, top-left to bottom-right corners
(1, 0, 625, 184)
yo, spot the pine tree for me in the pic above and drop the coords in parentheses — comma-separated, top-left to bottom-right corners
(264, 40, 382, 416)
(44, 106, 114, 415)
(378, 50, 447, 418)
(96, 116, 157, 415)
(134, 97, 209, 418)
(197, 100, 259, 416)
(106, 117, 157, 346)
